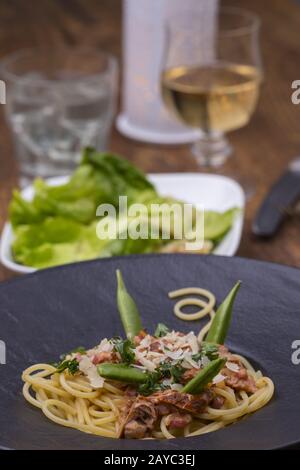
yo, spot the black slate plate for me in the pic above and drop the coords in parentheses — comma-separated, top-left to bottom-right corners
(0, 254, 300, 450)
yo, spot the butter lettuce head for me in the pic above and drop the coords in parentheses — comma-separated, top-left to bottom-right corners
(9, 148, 239, 269)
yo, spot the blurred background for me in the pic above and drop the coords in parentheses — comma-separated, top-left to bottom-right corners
(0, 0, 300, 279)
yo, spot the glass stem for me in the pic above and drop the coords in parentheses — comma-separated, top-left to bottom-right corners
(191, 131, 233, 168)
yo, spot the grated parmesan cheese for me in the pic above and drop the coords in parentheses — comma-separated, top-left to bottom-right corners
(134, 330, 201, 372)
(226, 361, 240, 372)
(171, 383, 184, 391)
(79, 356, 104, 389)
(213, 373, 226, 385)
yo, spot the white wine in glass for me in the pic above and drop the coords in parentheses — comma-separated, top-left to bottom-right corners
(161, 8, 262, 169)
(162, 63, 260, 133)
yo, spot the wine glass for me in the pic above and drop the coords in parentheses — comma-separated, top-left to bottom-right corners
(161, 7, 262, 169)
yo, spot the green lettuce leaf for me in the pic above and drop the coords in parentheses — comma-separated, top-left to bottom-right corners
(9, 190, 43, 228)
(204, 208, 239, 241)
(9, 149, 156, 228)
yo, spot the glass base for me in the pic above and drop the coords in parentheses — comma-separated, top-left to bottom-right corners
(191, 133, 233, 168)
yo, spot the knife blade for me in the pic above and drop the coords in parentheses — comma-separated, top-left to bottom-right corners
(252, 158, 300, 237)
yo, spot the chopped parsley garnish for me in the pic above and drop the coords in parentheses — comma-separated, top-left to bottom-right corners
(52, 346, 85, 373)
(138, 360, 185, 396)
(112, 337, 135, 364)
(59, 346, 86, 362)
(192, 342, 219, 362)
(56, 358, 79, 375)
(154, 323, 169, 338)
(138, 371, 168, 396)
(157, 360, 185, 382)
(170, 363, 185, 382)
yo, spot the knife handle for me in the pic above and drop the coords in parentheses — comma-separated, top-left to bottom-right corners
(252, 171, 300, 237)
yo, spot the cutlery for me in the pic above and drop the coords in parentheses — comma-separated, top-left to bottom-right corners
(252, 157, 300, 237)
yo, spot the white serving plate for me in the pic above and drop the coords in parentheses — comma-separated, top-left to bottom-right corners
(0, 173, 245, 274)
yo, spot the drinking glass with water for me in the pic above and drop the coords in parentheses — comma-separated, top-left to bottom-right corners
(1, 48, 118, 186)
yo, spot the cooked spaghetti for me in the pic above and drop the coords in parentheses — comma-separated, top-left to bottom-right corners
(22, 273, 274, 439)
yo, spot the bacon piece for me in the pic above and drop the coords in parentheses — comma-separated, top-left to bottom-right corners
(133, 330, 147, 346)
(222, 367, 257, 394)
(218, 346, 257, 394)
(156, 403, 173, 416)
(165, 412, 192, 429)
(210, 396, 225, 409)
(125, 387, 138, 398)
(218, 345, 240, 363)
(181, 367, 199, 384)
(91, 351, 118, 365)
(149, 340, 162, 352)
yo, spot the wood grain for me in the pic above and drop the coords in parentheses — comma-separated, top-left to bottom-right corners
(0, 0, 300, 282)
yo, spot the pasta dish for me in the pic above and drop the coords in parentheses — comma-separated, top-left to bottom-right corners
(22, 271, 274, 439)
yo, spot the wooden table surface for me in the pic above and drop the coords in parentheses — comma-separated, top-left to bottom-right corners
(0, 0, 300, 282)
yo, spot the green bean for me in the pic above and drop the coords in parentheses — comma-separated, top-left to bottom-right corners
(116, 269, 143, 339)
(98, 363, 147, 384)
(181, 358, 226, 394)
(206, 281, 241, 345)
